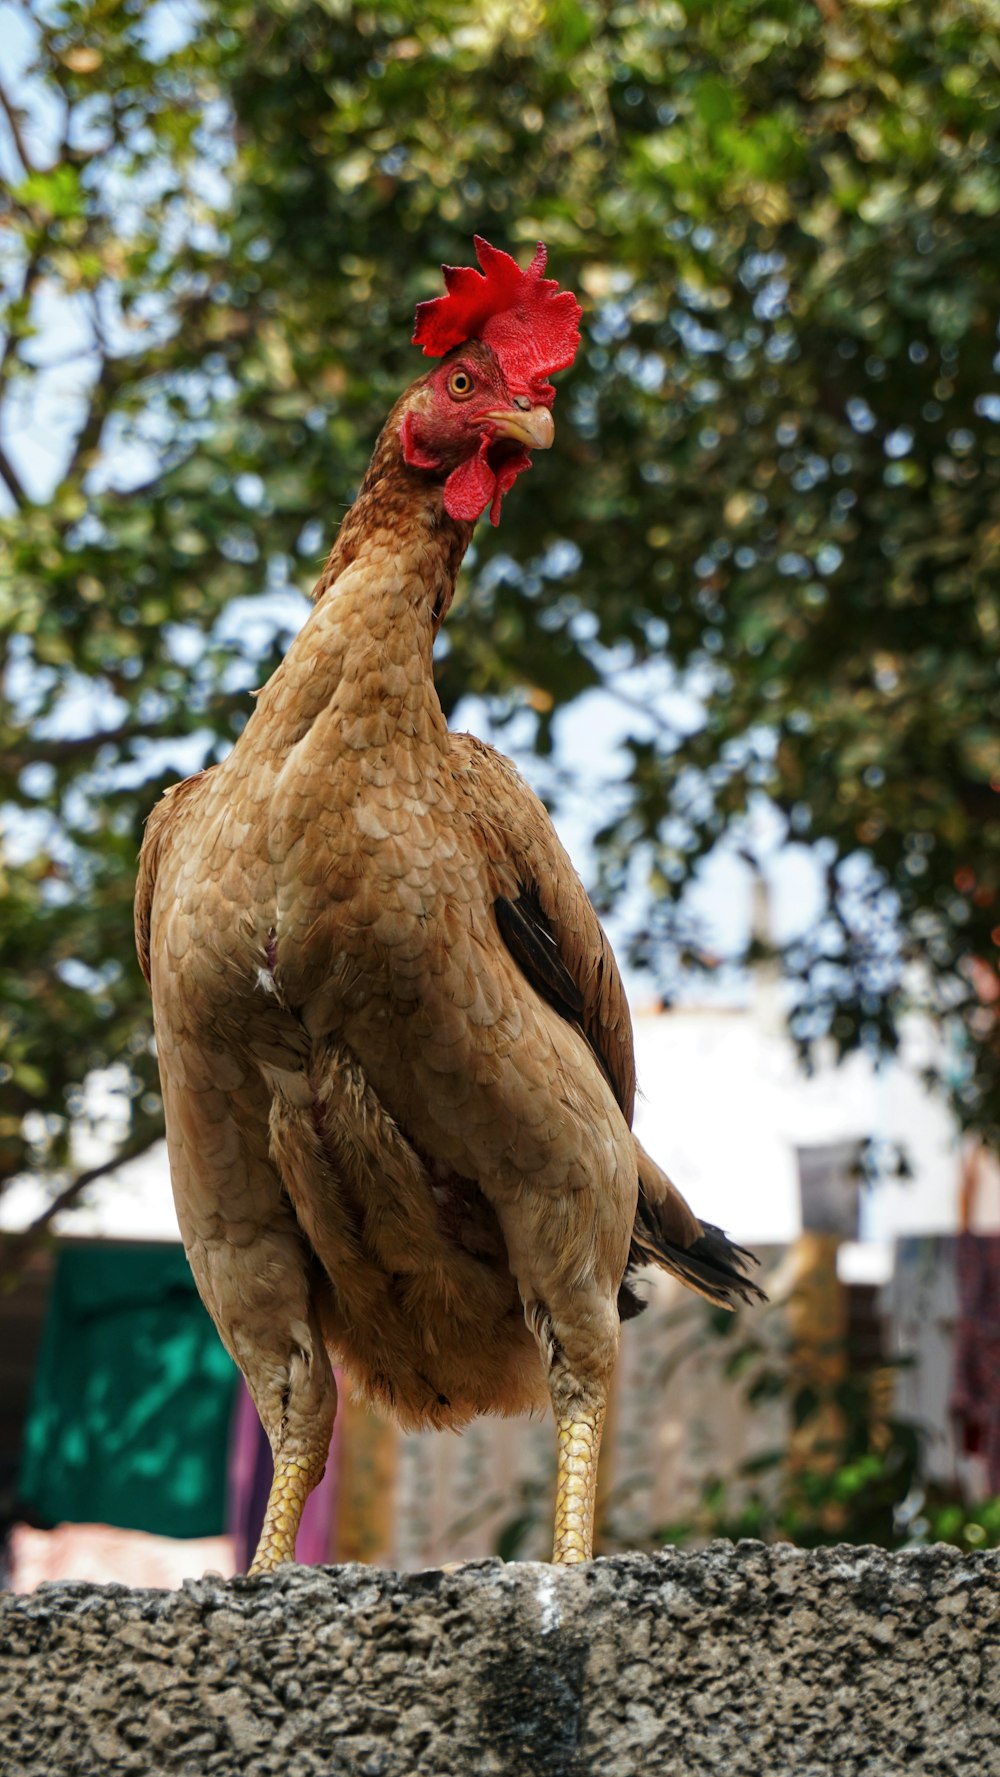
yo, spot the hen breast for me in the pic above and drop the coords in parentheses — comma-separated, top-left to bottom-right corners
(271, 723, 635, 1426)
(144, 581, 636, 1436)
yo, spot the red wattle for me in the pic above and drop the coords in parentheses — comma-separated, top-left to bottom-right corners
(443, 447, 496, 522)
(489, 447, 532, 526)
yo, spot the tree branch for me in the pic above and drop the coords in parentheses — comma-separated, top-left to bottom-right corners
(0, 1121, 165, 1274)
(0, 76, 35, 175)
(0, 693, 249, 778)
(59, 348, 122, 485)
(57, 291, 246, 493)
(0, 243, 44, 408)
(0, 440, 26, 508)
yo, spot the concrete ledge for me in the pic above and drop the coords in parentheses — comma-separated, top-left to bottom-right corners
(2, 1543, 998, 1775)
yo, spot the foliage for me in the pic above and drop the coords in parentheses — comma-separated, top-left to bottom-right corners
(650, 1302, 1000, 1553)
(2, 0, 1000, 1226)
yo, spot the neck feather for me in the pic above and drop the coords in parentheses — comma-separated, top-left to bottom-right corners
(249, 389, 473, 751)
(316, 389, 473, 603)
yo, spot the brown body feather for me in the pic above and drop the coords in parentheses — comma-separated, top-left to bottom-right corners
(137, 367, 762, 1556)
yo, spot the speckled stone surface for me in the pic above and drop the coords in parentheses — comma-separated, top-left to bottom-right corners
(1, 1543, 998, 1776)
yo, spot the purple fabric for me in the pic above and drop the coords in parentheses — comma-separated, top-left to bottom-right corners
(951, 1234, 1000, 1493)
(227, 1379, 340, 1570)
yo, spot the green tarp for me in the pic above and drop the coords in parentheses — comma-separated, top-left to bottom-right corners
(19, 1243, 238, 1539)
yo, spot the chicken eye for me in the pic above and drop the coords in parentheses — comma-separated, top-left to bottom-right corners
(447, 368, 475, 399)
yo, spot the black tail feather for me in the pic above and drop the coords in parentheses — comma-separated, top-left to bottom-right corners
(627, 1210, 768, 1313)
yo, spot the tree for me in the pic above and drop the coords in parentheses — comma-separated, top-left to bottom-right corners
(2, 0, 999, 1247)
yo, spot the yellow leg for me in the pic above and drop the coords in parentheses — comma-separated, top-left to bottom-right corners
(248, 1451, 326, 1576)
(552, 1406, 605, 1564)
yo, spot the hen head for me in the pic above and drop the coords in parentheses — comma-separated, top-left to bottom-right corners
(400, 236, 581, 528)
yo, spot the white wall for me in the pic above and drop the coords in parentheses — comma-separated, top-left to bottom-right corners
(631, 1003, 975, 1249)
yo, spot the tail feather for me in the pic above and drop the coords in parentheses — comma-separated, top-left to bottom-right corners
(630, 1216, 767, 1310)
(624, 1139, 768, 1313)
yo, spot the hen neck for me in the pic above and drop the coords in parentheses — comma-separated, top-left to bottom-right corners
(250, 409, 474, 754)
(319, 401, 474, 601)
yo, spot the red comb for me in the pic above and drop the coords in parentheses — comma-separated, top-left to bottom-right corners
(413, 236, 581, 397)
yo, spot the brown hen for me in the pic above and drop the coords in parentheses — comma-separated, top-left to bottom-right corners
(135, 238, 763, 1573)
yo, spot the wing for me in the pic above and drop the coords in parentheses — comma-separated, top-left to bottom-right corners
(450, 733, 765, 1313)
(451, 733, 636, 1124)
(134, 771, 211, 983)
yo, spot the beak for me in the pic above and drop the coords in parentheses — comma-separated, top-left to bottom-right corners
(483, 406, 555, 451)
